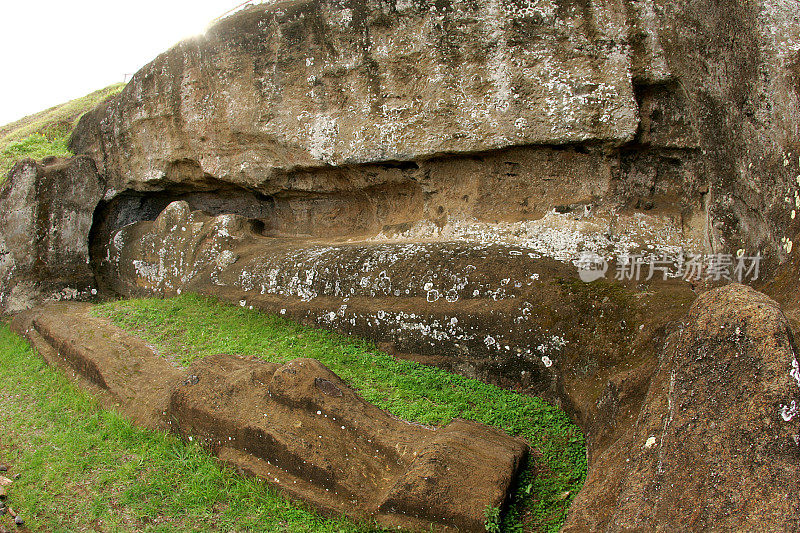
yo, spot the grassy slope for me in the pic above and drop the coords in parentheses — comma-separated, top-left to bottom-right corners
(0, 83, 124, 178)
(93, 294, 587, 532)
(0, 323, 370, 532)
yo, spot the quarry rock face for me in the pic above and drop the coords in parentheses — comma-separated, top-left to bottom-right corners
(12, 303, 528, 532)
(0, 157, 104, 312)
(564, 284, 800, 531)
(94, 201, 697, 417)
(0, 0, 799, 530)
(65, 0, 714, 270)
(68, 0, 800, 267)
(70, 0, 639, 182)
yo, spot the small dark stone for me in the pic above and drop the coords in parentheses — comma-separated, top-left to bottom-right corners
(0, 465, 7, 472)
(184, 375, 200, 386)
(12, 474, 19, 480)
(314, 377, 343, 397)
(13, 515, 23, 526)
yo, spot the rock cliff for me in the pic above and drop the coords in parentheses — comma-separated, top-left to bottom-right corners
(68, 0, 800, 268)
(2, 0, 800, 530)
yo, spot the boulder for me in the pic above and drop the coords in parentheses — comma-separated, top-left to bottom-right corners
(563, 284, 800, 531)
(0, 157, 104, 312)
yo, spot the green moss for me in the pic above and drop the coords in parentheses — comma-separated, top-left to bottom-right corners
(94, 294, 588, 532)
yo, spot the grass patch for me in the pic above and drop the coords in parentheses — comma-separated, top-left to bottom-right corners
(0, 83, 124, 179)
(94, 294, 587, 532)
(0, 133, 72, 177)
(0, 322, 376, 532)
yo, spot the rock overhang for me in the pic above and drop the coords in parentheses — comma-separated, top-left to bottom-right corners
(70, 0, 641, 190)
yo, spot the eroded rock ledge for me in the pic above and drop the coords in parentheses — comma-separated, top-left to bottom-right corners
(12, 302, 527, 532)
(94, 200, 697, 434)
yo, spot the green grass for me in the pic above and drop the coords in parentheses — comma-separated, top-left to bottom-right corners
(0, 83, 124, 179)
(94, 294, 587, 532)
(0, 133, 72, 176)
(0, 322, 376, 532)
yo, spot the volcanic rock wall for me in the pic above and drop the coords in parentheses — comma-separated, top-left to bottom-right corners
(2, 0, 800, 530)
(565, 284, 800, 531)
(67, 0, 800, 270)
(70, 0, 718, 270)
(0, 157, 104, 312)
(71, 0, 640, 178)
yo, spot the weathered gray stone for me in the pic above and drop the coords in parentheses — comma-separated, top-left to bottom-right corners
(648, 0, 800, 271)
(564, 284, 800, 531)
(0, 157, 104, 312)
(66, 0, 800, 274)
(95, 201, 698, 407)
(70, 0, 640, 191)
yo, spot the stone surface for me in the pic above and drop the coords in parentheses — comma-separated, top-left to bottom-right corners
(12, 302, 528, 533)
(66, 0, 800, 270)
(0, 157, 104, 312)
(13, 302, 182, 430)
(650, 0, 800, 268)
(66, 0, 715, 273)
(70, 0, 639, 188)
(94, 201, 697, 419)
(564, 284, 800, 531)
(0, 0, 799, 530)
(173, 354, 527, 532)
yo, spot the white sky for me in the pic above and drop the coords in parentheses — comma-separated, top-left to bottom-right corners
(0, 1, 253, 126)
